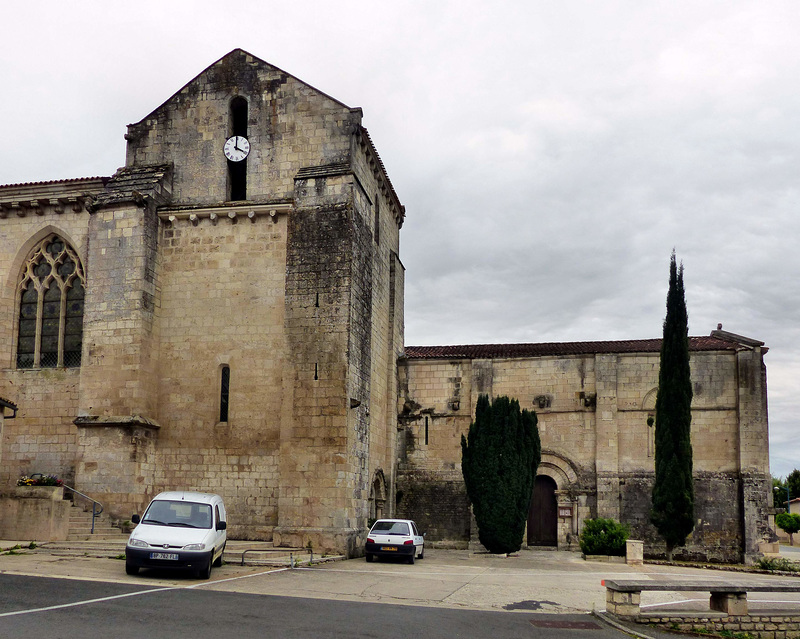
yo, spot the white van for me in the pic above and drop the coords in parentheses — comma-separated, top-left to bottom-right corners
(125, 491, 227, 579)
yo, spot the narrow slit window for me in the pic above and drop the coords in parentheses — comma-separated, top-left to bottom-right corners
(374, 197, 380, 244)
(219, 365, 231, 423)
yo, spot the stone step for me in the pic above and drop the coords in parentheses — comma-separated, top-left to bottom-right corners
(34, 540, 339, 566)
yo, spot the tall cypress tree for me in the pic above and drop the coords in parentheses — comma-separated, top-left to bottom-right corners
(461, 395, 541, 554)
(650, 251, 694, 559)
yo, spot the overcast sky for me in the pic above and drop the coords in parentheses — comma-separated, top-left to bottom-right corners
(1, 1, 797, 478)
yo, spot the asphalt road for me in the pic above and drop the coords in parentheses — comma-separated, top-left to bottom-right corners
(0, 573, 632, 639)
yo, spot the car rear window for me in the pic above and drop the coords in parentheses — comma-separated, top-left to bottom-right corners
(372, 521, 409, 535)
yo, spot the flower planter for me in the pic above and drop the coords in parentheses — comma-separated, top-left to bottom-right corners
(14, 485, 64, 501)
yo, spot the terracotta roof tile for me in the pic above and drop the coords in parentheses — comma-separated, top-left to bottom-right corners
(403, 336, 739, 360)
(0, 176, 109, 190)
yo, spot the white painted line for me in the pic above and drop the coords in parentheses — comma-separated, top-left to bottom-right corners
(0, 567, 289, 617)
(186, 567, 289, 588)
(0, 587, 177, 618)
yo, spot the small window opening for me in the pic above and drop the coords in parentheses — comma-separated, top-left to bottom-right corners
(373, 197, 380, 244)
(229, 97, 248, 201)
(424, 416, 429, 445)
(219, 365, 230, 423)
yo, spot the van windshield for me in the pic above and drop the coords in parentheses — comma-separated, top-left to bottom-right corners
(142, 500, 213, 529)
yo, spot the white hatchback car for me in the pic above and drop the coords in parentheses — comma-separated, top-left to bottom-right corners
(365, 518, 425, 564)
(125, 491, 227, 579)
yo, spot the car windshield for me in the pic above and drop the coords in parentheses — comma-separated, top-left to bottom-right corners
(142, 500, 213, 529)
(371, 521, 409, 535)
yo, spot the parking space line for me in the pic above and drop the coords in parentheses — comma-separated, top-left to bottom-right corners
(0, 567, 289, 617)
(0, 586, 178, 618)
(186, 567, 289, 588)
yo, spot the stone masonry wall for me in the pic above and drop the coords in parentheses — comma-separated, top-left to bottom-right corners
(398, 346, 766, 560)
(395, 468, 470, 543)
(0, 369, 80, 489)
(277, 177, 354, 544)
(125, 50, 359, 207)
(78, 202, 161, 419)
(150, 210, 288, 537)
(0, 182, 100, 489)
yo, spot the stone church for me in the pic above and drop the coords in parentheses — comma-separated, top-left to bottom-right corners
(0, 50, 772, 562)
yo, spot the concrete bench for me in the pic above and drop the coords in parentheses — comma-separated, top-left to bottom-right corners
(603, 578, 800, 617)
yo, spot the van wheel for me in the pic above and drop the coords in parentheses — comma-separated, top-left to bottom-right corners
(213, 543, 225, 567)
(125, 562, 139, 575)
(197, 555, 212, 579)
(365, 553, 373, 563)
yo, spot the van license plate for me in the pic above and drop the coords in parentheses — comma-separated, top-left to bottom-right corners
(150, 552, 179, 560)
(381, 546, 397, 551)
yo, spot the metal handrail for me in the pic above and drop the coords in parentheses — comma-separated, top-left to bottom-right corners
(62, 484, 104, 534)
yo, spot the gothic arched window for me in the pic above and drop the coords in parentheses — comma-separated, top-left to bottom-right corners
(16, 235, 85, 369)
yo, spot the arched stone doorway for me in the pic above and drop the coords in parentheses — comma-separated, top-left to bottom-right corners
(528, 475, 558, 546)
(368, 470, 387, 522)
(528, 451, 583, 550)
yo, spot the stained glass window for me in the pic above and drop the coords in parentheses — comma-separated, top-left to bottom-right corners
(16, 235, 85, 369)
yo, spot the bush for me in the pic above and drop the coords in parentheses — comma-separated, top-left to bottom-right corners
(756, 556, 800, 572)
(579, 518, 629, 556)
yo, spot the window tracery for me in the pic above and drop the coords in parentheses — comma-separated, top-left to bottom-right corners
(16, 235, 85, 368)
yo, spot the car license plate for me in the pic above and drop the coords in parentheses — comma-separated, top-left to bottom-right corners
(381, 546, 397, 551)
(150, 552, 179, 560)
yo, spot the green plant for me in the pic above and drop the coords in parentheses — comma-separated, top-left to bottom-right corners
(27, 541, 37, 549)
(579, 518, 629, 556)
(461, 395, 541, 555)
(756, 555, 800, 572)
(651, 252, 695, 560)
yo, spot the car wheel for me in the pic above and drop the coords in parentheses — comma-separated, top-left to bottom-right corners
(365, 553, 373, 563)
(213, 543, 226, 567)
(197, 554, 213, 579)
(407, 551, 415, 565)
(125, 562, 139, 575)
(418, 547, 424, 559)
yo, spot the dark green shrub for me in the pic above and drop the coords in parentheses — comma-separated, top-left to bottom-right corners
(461, 395, 541, 554)
(579, 518, 629, 556)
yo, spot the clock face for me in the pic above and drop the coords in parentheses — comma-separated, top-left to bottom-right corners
(224, 136, 250, 162)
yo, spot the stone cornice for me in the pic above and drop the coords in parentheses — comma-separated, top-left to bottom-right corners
(159, 201, 293, 226)
(0, 178, 108, 219)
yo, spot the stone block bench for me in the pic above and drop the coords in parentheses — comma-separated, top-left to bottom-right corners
(602, 578, 800, 617)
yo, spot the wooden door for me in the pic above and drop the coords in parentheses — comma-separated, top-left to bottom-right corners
(528, 475, 558, 546)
